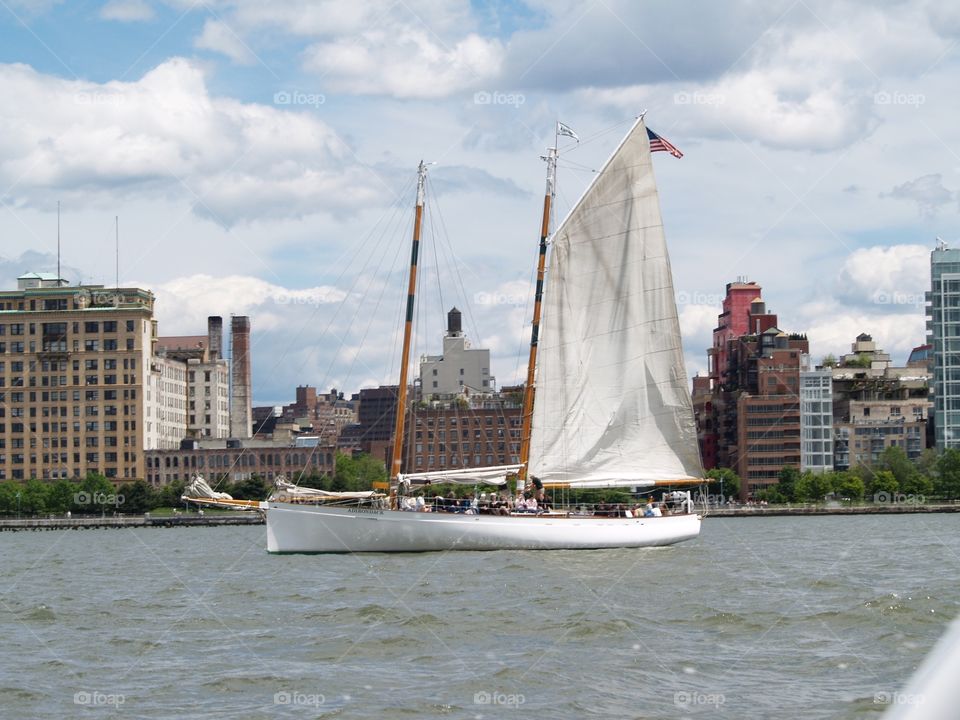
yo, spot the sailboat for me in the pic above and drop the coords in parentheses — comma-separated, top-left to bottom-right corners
(263, 116, 704, 552)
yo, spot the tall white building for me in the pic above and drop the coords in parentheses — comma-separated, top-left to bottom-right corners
(800, 355, 834, 473)
(928, 240, 960, 450)
(419, 308, 494, 398)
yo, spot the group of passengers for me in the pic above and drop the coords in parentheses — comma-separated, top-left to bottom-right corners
(398, 488, 554, 515)
(595, 498, 668, 518)
(398, 489, 679, 517)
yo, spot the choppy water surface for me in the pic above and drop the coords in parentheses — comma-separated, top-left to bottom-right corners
(1, 514, 958, 719)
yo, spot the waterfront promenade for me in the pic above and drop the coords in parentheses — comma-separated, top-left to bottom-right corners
(706, 503, 960, 517)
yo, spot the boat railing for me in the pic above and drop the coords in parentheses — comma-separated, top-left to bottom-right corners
(407, 497, 695, 517)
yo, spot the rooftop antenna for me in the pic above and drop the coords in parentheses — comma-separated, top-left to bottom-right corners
(115, 215, 119, 288)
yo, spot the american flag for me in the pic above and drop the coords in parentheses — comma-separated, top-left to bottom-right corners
(646, 127, 683, 158)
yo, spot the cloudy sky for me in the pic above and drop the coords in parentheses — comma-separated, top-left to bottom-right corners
(1, 0, 957, 404)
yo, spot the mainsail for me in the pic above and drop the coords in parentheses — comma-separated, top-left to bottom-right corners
(528, 117, 703, 487)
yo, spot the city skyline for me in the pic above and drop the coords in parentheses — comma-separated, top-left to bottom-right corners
(1, 1, 956, 405)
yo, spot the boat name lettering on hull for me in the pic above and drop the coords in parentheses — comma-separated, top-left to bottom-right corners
(347, 508, 384, 515)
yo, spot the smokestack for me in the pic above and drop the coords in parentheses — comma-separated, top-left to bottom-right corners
(207, 316, 223, 361)
(230, 316, 252, 439)
(447, 307, 462, 335)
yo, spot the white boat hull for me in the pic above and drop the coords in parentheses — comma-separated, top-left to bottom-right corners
(266, 502, 701, 553)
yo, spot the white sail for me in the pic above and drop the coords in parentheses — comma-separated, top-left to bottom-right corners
(398, 464, 523, 486)
(529, 117, 703, 487)
(182, 474, 234, 501)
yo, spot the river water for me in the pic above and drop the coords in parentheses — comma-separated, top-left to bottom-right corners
(1, 514, 958, 719)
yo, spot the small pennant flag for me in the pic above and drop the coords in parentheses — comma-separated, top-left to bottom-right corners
(557, 121, 579, 142)
(647, 127, 683, 158)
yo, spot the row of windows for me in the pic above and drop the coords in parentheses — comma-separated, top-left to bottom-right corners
(415, 429, 515, 440)
(0, 339, 135, 353)
(145, 452, 333, 469)
(414, 454, 517, 468)
(0, 358, 137, 372)
(414, 442, 516, 453)
(414, 415, 514, 427)
(0, 320, 135, 336)
(0, 421, 138, 434)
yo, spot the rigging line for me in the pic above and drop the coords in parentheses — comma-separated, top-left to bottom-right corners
(425, 177, 445, 343)
(429, 187, 476, 351)
(429, 186, 518, 440)
(315, 179, 419, 392)
(336, 210, 410, 397)
(557, 158, 601, 174)
(558, 117, 635, 157)
(430, 181, 482, 346)
(278, 173, 418, 379)
(512, 261, 538, 386)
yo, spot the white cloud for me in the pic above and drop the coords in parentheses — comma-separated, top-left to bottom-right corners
(144, 273, 347, 334)
(836, 244, 930, 311)
(0, 59, 386, 224)
(303, 29, 502, 99)
(194, 19, 256, 65)
(801, 311, 926, 366)
(100, 0, 154, 22)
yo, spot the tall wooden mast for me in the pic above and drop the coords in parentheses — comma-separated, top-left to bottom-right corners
(518, 146, 557, 486)
(390, 161, 429, 482)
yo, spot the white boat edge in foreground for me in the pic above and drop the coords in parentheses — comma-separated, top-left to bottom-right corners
(265, 502, 701, 553)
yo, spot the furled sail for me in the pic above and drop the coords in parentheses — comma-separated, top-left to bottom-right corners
(528, 117, 703, 488)
(398, 464, 523, 486)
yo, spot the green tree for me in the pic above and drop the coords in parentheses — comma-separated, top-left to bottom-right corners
(157, 479, 186, 508)
(72, 473, 116, 514)
(878, 446, 919, 489)
(776, 466, 800, 502)
(334, 452, 386, 491)
(794, 471, 833, 503)
(832, 471, 865, 501)
(0, 482, 18, 514)
(754, 487, 786, 504)
(867, 470, 899, 500)
(229, 475, 271, 500)
(119, 479, 156, 514)
(46, 479, 77, 513)
(821, 353, 838, 367)
(935, 448, 960, 500)
(20, 479, 49, 514)
(916, 448, 938, 480)
(705, 468, 740, 501)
